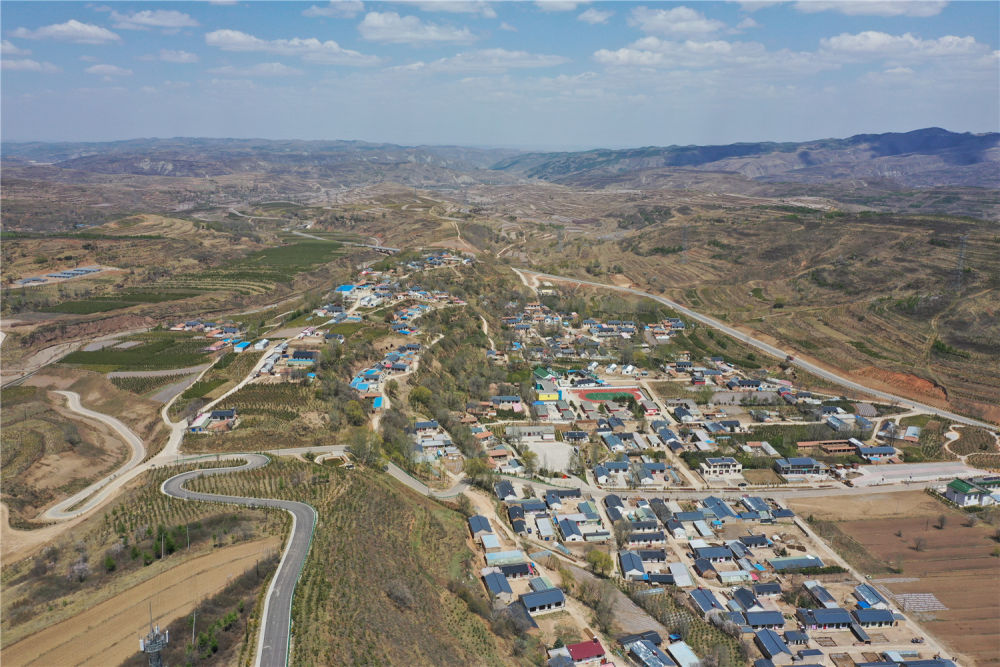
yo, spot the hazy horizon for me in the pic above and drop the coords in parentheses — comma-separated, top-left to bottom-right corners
(2, 124, 996, 154)
(3, 1, 998, 145)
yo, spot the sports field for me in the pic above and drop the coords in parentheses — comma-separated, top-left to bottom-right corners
(571, 387, 643, 404)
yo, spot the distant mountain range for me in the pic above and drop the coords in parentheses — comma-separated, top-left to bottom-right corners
(490, 127, 999, 189)
(0, 138, 520, 186)
(2, 128, 997, 189)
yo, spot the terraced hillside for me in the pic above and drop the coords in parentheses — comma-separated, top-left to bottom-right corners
(187, 458, 532, 665)
(520, 205, 1000, 424)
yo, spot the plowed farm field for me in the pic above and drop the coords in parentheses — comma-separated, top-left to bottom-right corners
(792, 492, 1000, 666)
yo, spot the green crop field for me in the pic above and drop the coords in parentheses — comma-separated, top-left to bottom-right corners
(153, 240, 345, 296)
(39, 290, 202, 314)
(181, 378, 227, 400)
(110, 374, 191, 395)
(60, 332, 210, 372)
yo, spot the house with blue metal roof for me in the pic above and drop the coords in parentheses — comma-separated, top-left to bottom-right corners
(796, 607, 852, 630)
(495, 480, 516, 501)
(731, 588, 764, 612)
(520, 588, 565, 616)
(622, 638, 675, 667)
(745, 611, 785, 630)
(692, 545, 733, 562)
(852, 608, 896, 627)
(689, 588, 724, 615)
(774, 457, 826, 475)
(483, 572, 514, 603)
(804, 580, 838, 608)
(856, 445, 897, 461)
(557, 518, 584, 542)
(769, 555, 825, 571)
(468, 515, 492, 537)
(754, 629, 792, 662)
(854, 583, 890, 609)
(702, 496, 739, 520)
(619, 550, 646, 580)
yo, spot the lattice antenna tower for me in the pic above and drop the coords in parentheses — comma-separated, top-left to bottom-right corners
(139, 603, 169, 667)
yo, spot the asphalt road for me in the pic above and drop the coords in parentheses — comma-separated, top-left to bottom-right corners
(521, 269, 997, 431)
(160, 455, 317, 667)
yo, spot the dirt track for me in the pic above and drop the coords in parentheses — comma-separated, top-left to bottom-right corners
(1, 537, 281, 667)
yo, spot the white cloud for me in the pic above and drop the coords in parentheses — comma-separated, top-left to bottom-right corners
(209, 62, 303, 77)
(205, 29, 380, 65)
(594, 36, 830, 76)
(85, 64, 133, 76)
(821, 31, 982, 57)
(593, 47, 666, 67)
(735, 17, 760, 30)
(2, 58, 60, 73)
(629, 6, 726, 36)
(1, 40, 30, 56)
(79, 55, 99, 62)
(358, 11, 476, 44)
(499, 21, 518, 32)
(11, 20, 120, 44)
(158, 49, 199, 63)
(884, 66, 915, 75)
(302, 1, 365, 19)
(795, 1, 947, 17)
(393, 48, 570, 73)
(110, 9, 199, 30)
(578, 8, 613, 24)
(415, 1, 497, 18)
(536, 1, 585, 11)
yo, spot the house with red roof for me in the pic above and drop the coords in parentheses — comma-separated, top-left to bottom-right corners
(566, 637, 606, 665)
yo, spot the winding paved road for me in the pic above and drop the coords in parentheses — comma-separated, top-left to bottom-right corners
(519, 269, 997, 431)
(42, 391, 147, 520)
(161, 455, 317, 667)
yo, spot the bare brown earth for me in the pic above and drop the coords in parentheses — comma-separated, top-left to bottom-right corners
(790, 492, 1000, 667)
(851, 366, 949, 402)
(22, 401, 127, 496)
(0, 501, 90, 565)
(1, 537, 281, 667)
(25, 368, 168, 449)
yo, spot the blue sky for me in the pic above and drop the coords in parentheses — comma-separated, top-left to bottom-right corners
(2, 1, 997, 148)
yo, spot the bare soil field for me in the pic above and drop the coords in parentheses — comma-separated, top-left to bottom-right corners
(1, 537, 280, 667)
(25, 368, 168, 453)
(742, 468, 784, 485)
(1, 386, 128, 526)
(788, 490, 950, 522)
(791, 492, 1000, 666)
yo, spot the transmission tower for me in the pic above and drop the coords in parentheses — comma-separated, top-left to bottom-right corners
(139, 604, 169, 667)
(953, 233, 968, 291)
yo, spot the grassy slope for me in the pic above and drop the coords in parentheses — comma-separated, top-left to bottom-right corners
(188, 459, 517, 666)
